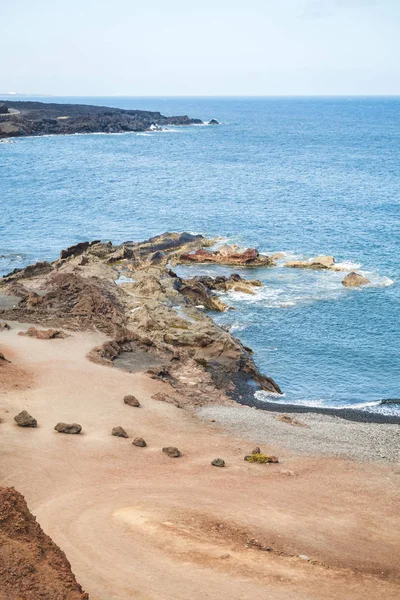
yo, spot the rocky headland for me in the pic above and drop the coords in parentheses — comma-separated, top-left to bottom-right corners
(0, 233, 281, 405)
(0, 100, 204, 138)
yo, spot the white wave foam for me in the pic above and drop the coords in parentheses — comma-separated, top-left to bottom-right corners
(359, 270, 394, 287)
(255, 391, 400, 414)
(334, 260, 362, 270)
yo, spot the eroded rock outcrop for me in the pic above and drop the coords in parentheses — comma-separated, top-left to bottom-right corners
(19, 327, 69, 339)
(0, 486, 88, 599)
(0, 232, 282, 404)
(178, 245, 275, 267)
(285, 255, 339, 270)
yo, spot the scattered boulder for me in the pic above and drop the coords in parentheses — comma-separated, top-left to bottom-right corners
(211, 458, 225, 467)
(0, 322, 10, 331)
(162, 446, 181, 458)
(54, 422, 82, 434)
(133, 437, 147, 447)
(244, 453, 279, 464)
(0, 103, 9, 114)
(277, 414, 307, 427)
(208, 119, 219, 125)
(112, 426, 128, 438)
(14, 410, 37, 428)
(123, 394, 140, 407)
(342, 272, 370, 287)
(18, 327, 69, 339)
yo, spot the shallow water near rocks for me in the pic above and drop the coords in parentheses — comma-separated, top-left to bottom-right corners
(1, 96, 399, 415)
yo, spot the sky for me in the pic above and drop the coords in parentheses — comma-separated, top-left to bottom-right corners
(1, 0, 399, 96)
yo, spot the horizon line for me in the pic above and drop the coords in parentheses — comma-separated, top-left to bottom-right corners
(2, 93, 400, 99)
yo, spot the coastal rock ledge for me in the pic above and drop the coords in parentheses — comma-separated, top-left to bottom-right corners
(0, 232, 281, 405)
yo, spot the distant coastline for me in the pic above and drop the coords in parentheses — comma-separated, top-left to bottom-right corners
(0, 100, 205, 138)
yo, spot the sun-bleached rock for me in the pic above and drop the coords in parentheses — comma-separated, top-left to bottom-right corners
(342, 272, 370, 287)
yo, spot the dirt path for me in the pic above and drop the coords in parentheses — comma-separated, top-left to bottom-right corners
(0, 324, 399, 599)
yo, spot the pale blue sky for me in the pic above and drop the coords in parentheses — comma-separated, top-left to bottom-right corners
(1, 0, 399, 96)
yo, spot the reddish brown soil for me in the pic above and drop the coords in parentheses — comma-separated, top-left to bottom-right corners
(0, 486, 88, 600)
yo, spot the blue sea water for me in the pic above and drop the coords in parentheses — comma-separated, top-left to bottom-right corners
(1, 96, 399, 414)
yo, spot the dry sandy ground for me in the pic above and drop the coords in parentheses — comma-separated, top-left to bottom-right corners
(0, 323, 399, 600)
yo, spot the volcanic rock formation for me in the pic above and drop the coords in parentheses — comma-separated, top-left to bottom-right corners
(0, 232, 282, 402)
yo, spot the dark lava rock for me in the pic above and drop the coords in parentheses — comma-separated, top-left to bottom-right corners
(0, 103, 9, 114)
(162, 446, 181, 458)
(208, 119, 219, 125)
(123, 394, 140, 407)
(112, 426, 128, 438)
(54, 422, 82, 434)
(211, 458, 225, 467)
(14, 410, 37, 428)
(132, 437, 147, 447)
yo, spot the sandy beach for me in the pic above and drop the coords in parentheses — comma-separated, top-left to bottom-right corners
(1, 322, 399, 600)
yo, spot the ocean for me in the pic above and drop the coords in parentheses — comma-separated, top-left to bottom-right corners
(1, 96, 399, 415)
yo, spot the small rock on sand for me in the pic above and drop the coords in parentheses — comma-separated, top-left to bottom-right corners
(342, 272, 370, 287)
(132, 437, 146, 447)
(14, 410, 37, 428)
(162, 446, 181, 458)
(299, 554, 311, 561)
(277, 414, 307, 427)
(112, 426, 128, 438)
(211, 458, 225, 467)
(252, 447, 261, 454)
(244, 454, 279, 464)
(18, 327, 69, 339)
(0, 322, 10, 331)
(0, 352, 11, 363)
(123, 395, 140, 407)
(54, 422, 82, 434)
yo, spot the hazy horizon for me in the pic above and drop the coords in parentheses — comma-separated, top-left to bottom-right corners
(2, 0, 399, 96)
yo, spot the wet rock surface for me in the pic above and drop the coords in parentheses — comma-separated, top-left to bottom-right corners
(0, 486, 88, 599)
(0, 100, 204, 138)
(342, 272, 370, 287)
(178, 245, 275, 267)
(285, 255, 337, 270)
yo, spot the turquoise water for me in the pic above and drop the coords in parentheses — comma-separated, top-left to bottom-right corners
(1, 96, 399, 413)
